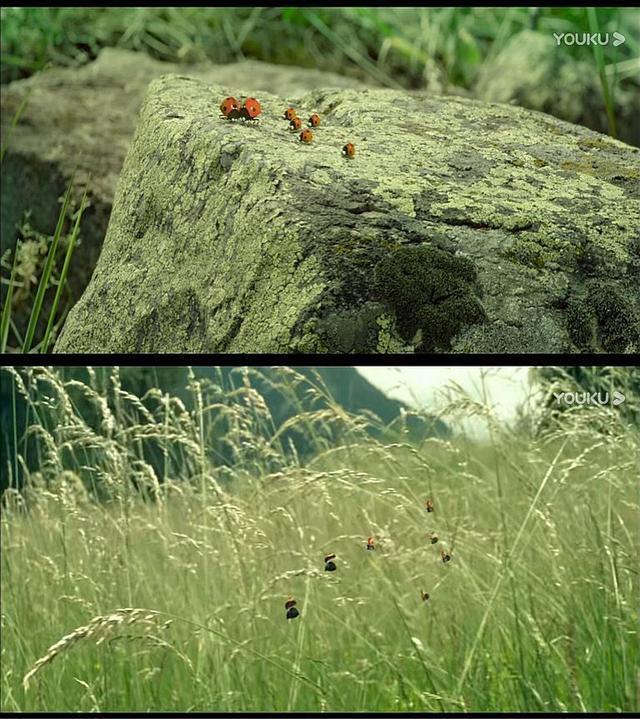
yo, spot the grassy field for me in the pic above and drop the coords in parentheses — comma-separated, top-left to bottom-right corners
(1, 367, 638, 712)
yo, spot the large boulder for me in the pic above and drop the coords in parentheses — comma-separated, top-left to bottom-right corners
(55, 74, 640, 354)
(1, 48, 369, 314)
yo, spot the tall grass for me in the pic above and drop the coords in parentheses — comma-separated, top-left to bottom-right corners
(1, 367, 638, 712)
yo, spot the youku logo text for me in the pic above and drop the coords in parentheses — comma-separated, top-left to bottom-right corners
(553, 391, 626, 407)
(553, 32, 625, 47)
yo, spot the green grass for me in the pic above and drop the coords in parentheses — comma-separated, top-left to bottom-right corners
(1, 89, 87, 354)
(1, 367, 638, 712)
(0, 181, 86, 354)
(1, 7, 636, 107)
(587, 7, 618, 139)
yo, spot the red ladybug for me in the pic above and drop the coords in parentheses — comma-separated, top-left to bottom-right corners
(366, 536, 375, 551)
(283, 107, 297, 121)
(220, 96, 240, 117)
(341, 143, 356, 158)
(307, 114, 321, 128)
(299, 129, 314, 144)
(289, 117, 302, 131)
(242, 97, 261, 120)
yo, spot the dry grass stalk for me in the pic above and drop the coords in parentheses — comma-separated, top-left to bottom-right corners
(22, 608, 171, 691)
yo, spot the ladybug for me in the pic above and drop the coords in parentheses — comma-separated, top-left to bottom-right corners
(288, 117, 302, 131)
(425, 499, 434, 513)
(341, 143, 356, 159)
(283, 107, 297, 121)
(441, 549, 452, 563)
(307, 114, 321, 128)
(299, 129, 313, 144)
(366, 536, 375, 551)
(421, 590, 430, 602)
(220, 96, 240, 117)
(429, 532, 438, 544)
(324, 553, 337, 571)
(285, 596, 299, 620)
(242, 97, 261, 120)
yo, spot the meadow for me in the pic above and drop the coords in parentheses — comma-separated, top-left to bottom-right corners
(1, 367, 638, 712)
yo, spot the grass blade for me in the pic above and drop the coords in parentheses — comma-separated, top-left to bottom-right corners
(586, 7, 617, 139)
(0, 241, 20, 352)
(21, 177, 74, 353)
(41, 186, 88, 353)
(301, 9, 402, 89)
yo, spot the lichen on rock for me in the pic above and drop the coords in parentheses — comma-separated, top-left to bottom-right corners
(54, 73, 640, 353)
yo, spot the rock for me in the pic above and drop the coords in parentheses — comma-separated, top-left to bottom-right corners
(55, 74, 640, 354)
(475, 30, 640, 148)
(1, 48, 370, 312)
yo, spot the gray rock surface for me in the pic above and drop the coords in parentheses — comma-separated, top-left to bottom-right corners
(1, 48, 369, 305)
(55, 74, 640, 354)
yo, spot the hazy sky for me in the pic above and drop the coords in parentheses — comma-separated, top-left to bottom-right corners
(356, 366, 534, 431)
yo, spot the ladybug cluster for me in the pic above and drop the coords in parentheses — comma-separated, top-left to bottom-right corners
(283, 106, 321, 144)
(424, 498, 453, 564)
(218, 95, 355, 158)
(219, 96, 262, 124)
(286, 498, 453, 621)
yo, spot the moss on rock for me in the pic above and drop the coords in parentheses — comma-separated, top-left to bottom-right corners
(374, 245, 485, 352)
(567, 281, 640, 352)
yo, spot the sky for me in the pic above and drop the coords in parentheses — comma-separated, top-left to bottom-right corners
(356, 366, 535, 435)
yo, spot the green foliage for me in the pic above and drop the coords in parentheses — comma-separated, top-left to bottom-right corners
(1, 7, 636, 120)
(374, 245, 484, 352)
(0, 366, 637, 712)
(0, 180, 86, 353)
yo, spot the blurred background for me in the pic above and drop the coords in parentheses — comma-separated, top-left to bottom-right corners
(3, 364, 639, 495)
(2, 6, 638, 141)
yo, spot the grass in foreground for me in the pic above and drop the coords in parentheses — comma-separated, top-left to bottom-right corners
(0, 179, 87, 353)
(1, 367, 638, 712)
